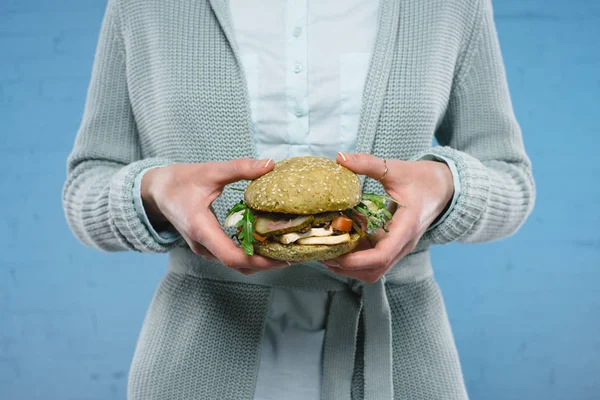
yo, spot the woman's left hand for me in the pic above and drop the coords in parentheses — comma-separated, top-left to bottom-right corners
(321, 152, 455, 283)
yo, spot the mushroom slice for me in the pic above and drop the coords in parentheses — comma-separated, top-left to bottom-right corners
(276, 228, 334, 244)
(296, 233, 352, 245)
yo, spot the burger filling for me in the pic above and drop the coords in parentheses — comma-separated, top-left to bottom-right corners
(270, 214, 354, 244)
(226, 211, 355, 245)
(224, 192, 401, 256)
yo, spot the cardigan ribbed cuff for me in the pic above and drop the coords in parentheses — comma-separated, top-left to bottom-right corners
(109, 158, 183, 253)
(416, 146, 490, 244)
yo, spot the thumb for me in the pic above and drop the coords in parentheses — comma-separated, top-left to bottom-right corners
(209, 158, 274, 185)
(336, 152, 387, 181)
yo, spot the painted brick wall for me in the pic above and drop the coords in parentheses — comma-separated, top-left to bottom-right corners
(0, 0, 598, 399)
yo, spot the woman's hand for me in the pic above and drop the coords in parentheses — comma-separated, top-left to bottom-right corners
(322, 152, 454, 283)
(141, 158, 290, 274)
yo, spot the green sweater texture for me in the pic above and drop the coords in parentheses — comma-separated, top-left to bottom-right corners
(62, 0, 535, 398)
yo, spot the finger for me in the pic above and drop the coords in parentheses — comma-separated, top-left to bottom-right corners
(191, 211, 289, 270)
(323, 246, 392, 271)
(208, 158, 275, 186)
(336, 152, 393, 181)
(323, 208, 416, 270)
(188, 242, 260, 274)
(324, 236, 416, 283)
(181, 232, 219, 261)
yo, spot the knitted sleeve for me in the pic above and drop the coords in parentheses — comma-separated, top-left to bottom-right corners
(419, 0, 535, 244)
(61, 0, 181, 253)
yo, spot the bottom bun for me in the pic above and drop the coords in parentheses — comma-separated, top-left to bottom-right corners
(253, 233, 361, 262)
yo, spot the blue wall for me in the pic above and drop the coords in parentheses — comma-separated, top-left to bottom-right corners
(0, 0, 598, 399)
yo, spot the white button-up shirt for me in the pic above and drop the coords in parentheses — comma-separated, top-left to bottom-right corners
(229, 1, 380, 399)
(229, 0, 380, 162)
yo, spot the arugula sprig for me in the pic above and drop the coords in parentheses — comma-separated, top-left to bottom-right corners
(353, 203, 389, 233)
(226, 200, 249, 216)
(226, 201, 256, 256)
(352, 193, 404, 234)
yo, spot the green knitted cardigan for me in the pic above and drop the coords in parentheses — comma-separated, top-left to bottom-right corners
(62, 0, 535, 398)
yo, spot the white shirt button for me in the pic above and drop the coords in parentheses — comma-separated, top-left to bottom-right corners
(293, 27, 302, 37)
(294, 107, 304, 117)
(294, 63, 303, 74)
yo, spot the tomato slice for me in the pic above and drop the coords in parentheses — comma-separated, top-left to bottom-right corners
(331, 215, 353, 232)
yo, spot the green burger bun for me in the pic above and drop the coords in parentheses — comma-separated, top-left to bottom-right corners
(239, 156, 363, 262)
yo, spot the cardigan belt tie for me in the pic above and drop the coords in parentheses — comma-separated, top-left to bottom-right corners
(169, 247, 433, 400)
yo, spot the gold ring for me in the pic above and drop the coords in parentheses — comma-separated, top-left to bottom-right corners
(377, 159, 388, 182)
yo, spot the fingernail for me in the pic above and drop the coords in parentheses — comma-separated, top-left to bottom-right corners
(337, 152, 347, 162)
(253, 159, 273, 168)
(323, 261, 340, 268)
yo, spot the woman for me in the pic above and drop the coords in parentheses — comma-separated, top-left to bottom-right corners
(62, 0, 535, 398)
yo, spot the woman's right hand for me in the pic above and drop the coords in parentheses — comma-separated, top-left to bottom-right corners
(140, 158, 289, 274)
